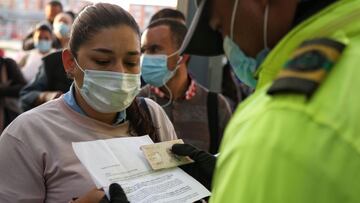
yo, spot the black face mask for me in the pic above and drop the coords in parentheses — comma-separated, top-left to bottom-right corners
(293, 0, 338, 26)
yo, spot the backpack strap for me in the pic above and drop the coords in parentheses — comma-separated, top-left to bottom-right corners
(207, 91, 220, 154)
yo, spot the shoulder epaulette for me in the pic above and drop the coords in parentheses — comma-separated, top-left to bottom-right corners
(267, 38, 346, 99)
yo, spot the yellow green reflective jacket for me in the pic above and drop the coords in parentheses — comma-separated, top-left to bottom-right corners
(211, 0, 360, 202)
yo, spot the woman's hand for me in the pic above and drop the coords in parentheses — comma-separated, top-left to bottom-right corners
(72, 188, 105, 203)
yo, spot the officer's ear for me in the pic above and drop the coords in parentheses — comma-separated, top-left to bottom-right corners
(62, 49, 76, 78)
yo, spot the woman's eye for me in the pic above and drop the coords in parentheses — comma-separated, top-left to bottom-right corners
(94, 60, 110, 65)
(125, 62, 138, 67)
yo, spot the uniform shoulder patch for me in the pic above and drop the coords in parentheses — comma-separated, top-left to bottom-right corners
(267, 38, 345, 99)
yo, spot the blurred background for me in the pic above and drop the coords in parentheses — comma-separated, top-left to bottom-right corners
(0, 0, 227, 92)
(0, 0, 177, 57)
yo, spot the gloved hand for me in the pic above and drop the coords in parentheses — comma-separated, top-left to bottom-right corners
(99, 183, 129, 203)
(171, 144, 216, 190)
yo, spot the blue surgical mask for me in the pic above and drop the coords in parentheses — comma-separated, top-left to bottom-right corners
(140, 53, 180, 87)
(223, 37, 270, 88)
(223, 0, 270, 88)
(54, 22, 70, 38)
(35, 39, 52, 53)
(74, 59, 141, 113)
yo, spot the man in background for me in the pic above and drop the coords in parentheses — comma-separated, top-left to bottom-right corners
(140, 18, 232, 153)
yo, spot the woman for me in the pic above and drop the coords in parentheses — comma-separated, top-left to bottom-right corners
(0, 3, 177, 202)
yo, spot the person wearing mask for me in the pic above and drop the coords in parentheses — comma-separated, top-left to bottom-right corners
(53, 12, 74, 49)
(93, 0, 360, 202)
(19, 12, 75, 111)
(171, 0, 360, 202)
(149, 8, 243, 111)
(140, 19, 232, 153)
(0, 3, 177, 202)
(135, 8, 186, 87)
(22, 0, 63, 51)
(18, 22, 54, 82)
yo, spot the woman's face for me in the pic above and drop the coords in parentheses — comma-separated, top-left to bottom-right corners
(72, 25, 141, 87)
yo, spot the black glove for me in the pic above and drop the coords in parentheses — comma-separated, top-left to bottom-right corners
(171, 144, 216, 190)
(99, 183, 129, 203)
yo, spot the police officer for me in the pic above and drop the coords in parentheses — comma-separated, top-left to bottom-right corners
(173, 0, 360, 202)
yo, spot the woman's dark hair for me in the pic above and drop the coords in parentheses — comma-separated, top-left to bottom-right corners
(69, 3, 140, 56)
(69, 3, 157, 141)
(127, 99, 159, 142)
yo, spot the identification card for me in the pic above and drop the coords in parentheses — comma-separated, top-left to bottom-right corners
(141, 139, 193, 170)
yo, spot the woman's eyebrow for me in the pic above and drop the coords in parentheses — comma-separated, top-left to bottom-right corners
(127, 51, 140, 56)
(91, 48, 114, 54)
(91, 48, 140, 56)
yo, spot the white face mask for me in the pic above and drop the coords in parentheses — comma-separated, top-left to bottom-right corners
(74, 59, 141, 113)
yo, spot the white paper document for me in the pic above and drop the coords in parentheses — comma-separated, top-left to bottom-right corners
(72, 136, 211, 203)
